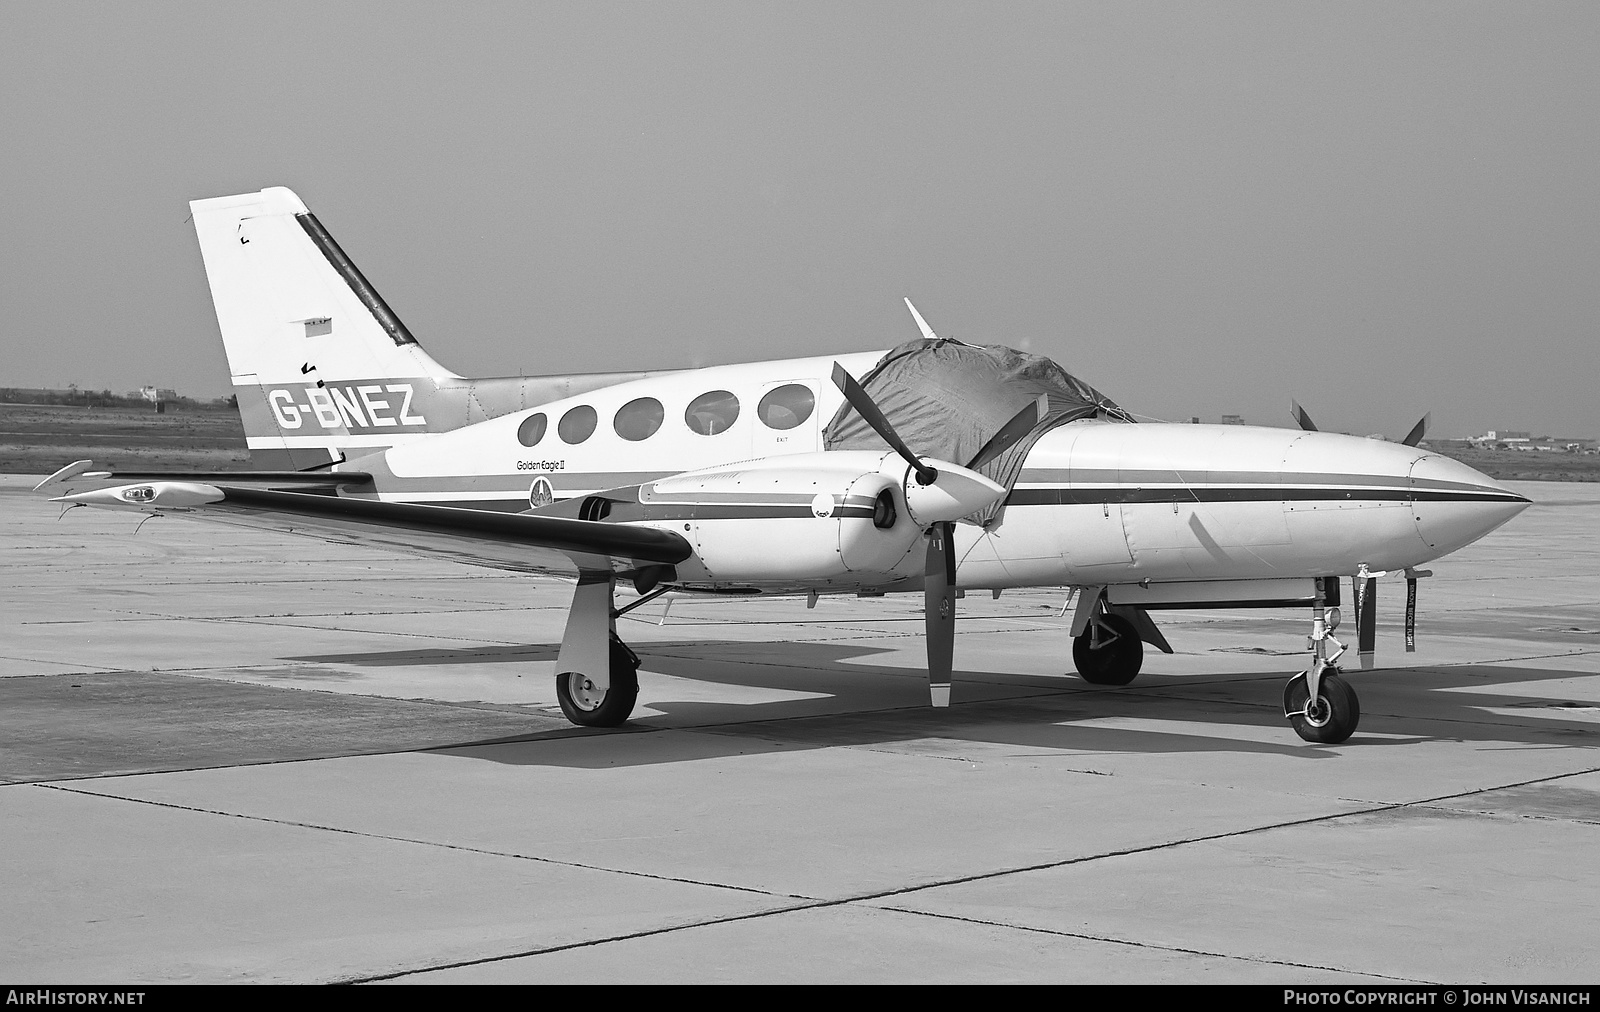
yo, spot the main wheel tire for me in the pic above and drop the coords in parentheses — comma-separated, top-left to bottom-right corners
(1072, 613, 1144, 686)
(555, 637, 641, 727)
(1284, 668, 1360, 744)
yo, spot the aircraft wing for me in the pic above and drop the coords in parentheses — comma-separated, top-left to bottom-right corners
(44, 477, 692, 579)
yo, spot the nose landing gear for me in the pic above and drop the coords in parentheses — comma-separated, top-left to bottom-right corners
(1284, 577, 1360, 743)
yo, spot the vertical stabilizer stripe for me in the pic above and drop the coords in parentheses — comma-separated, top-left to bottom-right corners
(295, 212, 418, 347)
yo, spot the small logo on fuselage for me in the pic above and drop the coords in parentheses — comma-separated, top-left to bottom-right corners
(529, 477, 556, 509)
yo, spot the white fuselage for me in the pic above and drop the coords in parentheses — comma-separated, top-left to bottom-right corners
(357, 351, 1527, 594)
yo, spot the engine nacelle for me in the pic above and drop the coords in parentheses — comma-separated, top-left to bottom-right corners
(636, 451, 928, 586)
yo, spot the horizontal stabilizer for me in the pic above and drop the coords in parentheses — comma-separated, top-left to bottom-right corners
(36, 463, 372, 491)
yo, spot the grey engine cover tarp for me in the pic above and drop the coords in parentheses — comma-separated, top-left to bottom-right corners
(823, 338, 1131, 526)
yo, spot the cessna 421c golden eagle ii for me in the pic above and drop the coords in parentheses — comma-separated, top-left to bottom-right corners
(37, 187, 1530, 744)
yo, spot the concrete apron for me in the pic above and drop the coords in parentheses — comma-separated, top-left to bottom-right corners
(2, 476, 1597, 983)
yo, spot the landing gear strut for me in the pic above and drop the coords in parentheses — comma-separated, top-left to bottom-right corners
(1073, 611, 1144, 686)
(1284, 577, 1361, 743)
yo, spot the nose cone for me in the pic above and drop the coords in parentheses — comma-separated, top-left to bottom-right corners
(1408, 453, 1531, 557)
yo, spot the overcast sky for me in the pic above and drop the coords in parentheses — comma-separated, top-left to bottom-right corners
(3, 2, 1596, 437)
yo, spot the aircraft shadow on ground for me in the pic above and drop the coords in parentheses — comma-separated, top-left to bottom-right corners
(283, 638, 1600, 769)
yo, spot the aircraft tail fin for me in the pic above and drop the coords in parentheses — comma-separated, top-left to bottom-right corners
(190, 187, 458, 468)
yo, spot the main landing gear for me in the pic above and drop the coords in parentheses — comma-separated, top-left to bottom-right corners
(552, 574, 643, 728)
(1073, 611, 1144, 686)
(556, 634, 640, 727)
(1283, 578, 1361, 744)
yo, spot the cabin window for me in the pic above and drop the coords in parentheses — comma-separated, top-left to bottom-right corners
(614, 396, 665, 441)
(516, 412, 548, 447)
(684, 390, 740, 435)
(757, 383, 815, 430)
(558, 404, 598, 444)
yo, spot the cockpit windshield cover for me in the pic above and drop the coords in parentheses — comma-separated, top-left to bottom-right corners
(823, 337, 1130, 525)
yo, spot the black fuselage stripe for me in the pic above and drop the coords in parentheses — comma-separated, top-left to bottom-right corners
(389, 487, 1521, 518)
(394, 499, 880, 522)
(1006, 487, 1525, 506)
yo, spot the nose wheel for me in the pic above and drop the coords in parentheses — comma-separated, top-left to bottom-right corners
(1283, 578, 1361, 744)
(1283, 667, 1360, 744)
(555, 635, 641, 727)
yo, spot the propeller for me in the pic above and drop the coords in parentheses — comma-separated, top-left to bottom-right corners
(1290, 402, 1429, 446)
(968, 394, 1049, 471)
(1400, 413, 1430, 447)
(925, 520, 956, 706)
(831, 357, 1047, 708)
(832, 363, 939, 486)
(904, 297, 941, 342)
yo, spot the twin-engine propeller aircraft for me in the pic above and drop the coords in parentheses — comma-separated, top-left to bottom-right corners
(37, 187, 1531, 743)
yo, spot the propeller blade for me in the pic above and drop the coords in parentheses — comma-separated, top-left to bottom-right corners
(831, 362, 938, 486)
(966, 395, 1048, 472)
(925, 521, 956, 706)
(1401, 413, 1430, 447)
(1291, 401, 1319, 432)
(904, 297, 939, 342)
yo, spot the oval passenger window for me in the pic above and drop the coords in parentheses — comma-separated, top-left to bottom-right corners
(684, 390, 740, 435)
(517, 412, 548, 447)
(558, 404, 598, 444)
(614, 397, 665, 441)
(757, 383, 815, 431)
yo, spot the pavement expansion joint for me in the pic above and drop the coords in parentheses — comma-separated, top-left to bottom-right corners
(198, 615, 528, 642)
(182, 606, 532, 621)
(37, 781, 810, 900)
(0, 655, 117, 674)
(865, 904, 1427, 983)
(813, 766, 1600, 911)
(337, 896, 840, 984)
(1434, 648, 1600, 665)
(337, 789, 1491, 984)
